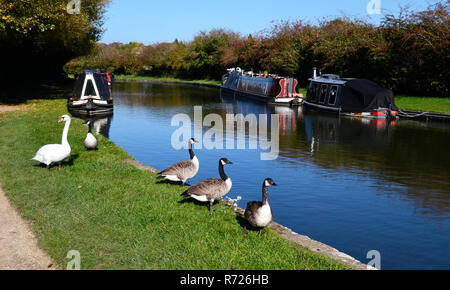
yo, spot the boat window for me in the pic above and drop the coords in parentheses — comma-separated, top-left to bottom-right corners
(310, 83, 318, 102)
(319, 84, 328, 103)
(84, 79, 96, 97)
(329, 85, 338, 105)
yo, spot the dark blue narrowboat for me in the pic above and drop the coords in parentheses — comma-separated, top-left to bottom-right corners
(68, 70, 114, 116)
(304, 68, 398, 119)
(221, 68, 303, 106)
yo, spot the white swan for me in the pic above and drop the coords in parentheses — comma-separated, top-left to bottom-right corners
(31, 115, 72, 170)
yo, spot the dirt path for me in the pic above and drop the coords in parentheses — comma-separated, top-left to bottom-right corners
(0, 185, 57, 270)
(0, 105, 57, 269)
(0, 105, 26, 114)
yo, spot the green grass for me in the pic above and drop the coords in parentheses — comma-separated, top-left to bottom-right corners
(115, 75, 222, 86)
(0, 99, 347, 270)
(395, 95, 450, 114)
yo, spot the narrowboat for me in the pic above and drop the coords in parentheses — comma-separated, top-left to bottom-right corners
(304, 68, 398, 119)
(221, 68, 303, 106)
(67, 70, 113, 116)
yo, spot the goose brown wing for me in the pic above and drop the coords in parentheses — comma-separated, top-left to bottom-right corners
(245, 201, 263, 226)
(185, 178, 226, 197)
(160, 160, 195, 177)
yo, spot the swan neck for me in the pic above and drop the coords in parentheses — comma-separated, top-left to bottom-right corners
(62, 119, 71, 145)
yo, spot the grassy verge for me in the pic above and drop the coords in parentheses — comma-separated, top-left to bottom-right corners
(0, 99, 347, 270)
(394, 95, 450, 114)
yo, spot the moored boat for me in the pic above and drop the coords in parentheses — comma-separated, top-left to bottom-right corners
(67, 70, 113, 116)
(304, 68, 398, 119)
(221, 68, 303, 106)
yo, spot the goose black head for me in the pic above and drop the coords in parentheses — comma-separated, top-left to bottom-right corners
(58, 115, 71, 123)
(189, 138, 199, 144)
(220, 158, 232, 165)
(264, 178, 277, 187)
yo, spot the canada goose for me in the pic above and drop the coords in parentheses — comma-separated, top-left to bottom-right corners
(181, 157, 232, 214)
(243, 178, 277, 235)
(31, 115, 72, 170)
(83, 121, 98, 150)
(157, 138, 199, 185)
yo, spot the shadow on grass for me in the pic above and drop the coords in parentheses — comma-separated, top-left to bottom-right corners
(177, 197, 223, 214)
(235, 213, 265, 235)
(0, 78, 74, 105)
(31, 154, 80, 170)
(155, 179, 191, 186)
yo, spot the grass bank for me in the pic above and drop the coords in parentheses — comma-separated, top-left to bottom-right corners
(394, 95, 450, 114)
(0, 99, 347, 270)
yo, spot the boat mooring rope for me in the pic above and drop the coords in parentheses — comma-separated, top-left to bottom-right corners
(397, 110, 429, 118)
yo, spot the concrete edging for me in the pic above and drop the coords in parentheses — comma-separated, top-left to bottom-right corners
(124, 158, 375, 270)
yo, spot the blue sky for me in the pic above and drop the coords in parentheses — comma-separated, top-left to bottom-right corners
(100, 0, 435, 45)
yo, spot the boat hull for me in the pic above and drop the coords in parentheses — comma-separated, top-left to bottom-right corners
(220, 87, 302, 106)
(221, 71, 303, 106)
(67, 98, 114, 116)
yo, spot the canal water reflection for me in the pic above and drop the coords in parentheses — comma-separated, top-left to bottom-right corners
(77, 81, 450, 269)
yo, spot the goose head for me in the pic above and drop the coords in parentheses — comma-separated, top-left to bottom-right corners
(220, 157, 233, 166)
(58, 115, 71, 123)
(264, 178, 277, 187)
(189, 138, 199, 145)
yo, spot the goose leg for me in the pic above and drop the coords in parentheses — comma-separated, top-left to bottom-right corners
(209, 200, 214, 215)
(242, 226, 248, 234)
(58, 162, 62, 171)
(258, 229, 262, 236)
(46, 164, 50, 171)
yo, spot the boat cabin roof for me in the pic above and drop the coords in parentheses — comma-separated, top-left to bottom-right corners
(72, 71, 111, 101)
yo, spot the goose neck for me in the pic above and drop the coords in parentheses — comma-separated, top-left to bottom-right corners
(262, 185, 269, 205)
(188, 142, 195, 160)
(218, 162, 228, 181)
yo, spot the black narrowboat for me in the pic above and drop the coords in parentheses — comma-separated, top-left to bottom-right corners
(67, 70, 113, 116)
(221, 68, 304, 106)
(304, 68, 398, 119)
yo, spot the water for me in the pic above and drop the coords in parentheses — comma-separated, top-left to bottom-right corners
(84, 81, 450, 269)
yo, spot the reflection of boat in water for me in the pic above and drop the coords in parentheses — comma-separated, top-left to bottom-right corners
(303, 110, 396, 150)
(220, 90, 302, 136)
(68, 70, 114, 116)
(221, 67, 303, 106)
(304, 68, 398, 119)
(69, 111, 113, 138)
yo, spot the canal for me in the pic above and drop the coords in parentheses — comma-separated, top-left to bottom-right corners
(87, 81, 450, 269)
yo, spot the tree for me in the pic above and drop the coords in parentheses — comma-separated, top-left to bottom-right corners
(0, 0, 110, 83)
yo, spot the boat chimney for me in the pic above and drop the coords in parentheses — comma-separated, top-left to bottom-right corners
(313, 67, 317, 80)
